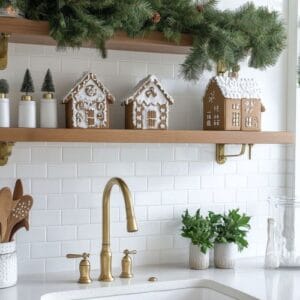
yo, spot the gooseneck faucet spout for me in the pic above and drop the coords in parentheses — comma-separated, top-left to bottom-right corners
(99, 177, 138, 282)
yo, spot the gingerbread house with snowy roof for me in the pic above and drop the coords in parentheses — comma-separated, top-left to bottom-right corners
(122, 75, 174, 130)
(203, 75, 265, 131)
(63, 72, 115, 129)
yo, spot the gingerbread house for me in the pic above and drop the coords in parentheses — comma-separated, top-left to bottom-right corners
(122, 75, 174, 130)
(203, 75, 265, 131)
(63, 72, 115, 128)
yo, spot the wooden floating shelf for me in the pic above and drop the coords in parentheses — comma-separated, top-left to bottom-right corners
(1, 17, 192, 54)
(0, 128, 294, 144)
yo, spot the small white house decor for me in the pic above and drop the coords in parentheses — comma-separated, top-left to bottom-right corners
(123, 75, 174, 130)
(203, 75, 265, 131)
(63, 72, 115, 129)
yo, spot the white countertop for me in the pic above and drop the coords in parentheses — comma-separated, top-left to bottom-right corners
(0, 258, 299, 300)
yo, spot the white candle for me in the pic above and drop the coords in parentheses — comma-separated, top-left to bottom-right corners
(0, 98, 10, 127)
(18, 100, 36, 128)
(40, 98, 58, 128)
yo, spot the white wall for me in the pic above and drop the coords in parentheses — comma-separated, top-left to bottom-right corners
(0, 0, 289, 274)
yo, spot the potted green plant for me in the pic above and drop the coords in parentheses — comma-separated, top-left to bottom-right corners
(181, 209, 214, 270)
(209, 209, 251, 269)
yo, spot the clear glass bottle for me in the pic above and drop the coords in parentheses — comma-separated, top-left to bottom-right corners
(269, 197, 300, 267)
(265, 218, 279, 268)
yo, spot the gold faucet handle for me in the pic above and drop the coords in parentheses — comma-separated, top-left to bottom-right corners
(66, 253, 90, 259)
(123, 249, 137, 255)
(66, 253, 92, 284)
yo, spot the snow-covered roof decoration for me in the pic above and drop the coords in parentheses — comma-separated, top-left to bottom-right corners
(122, 75, 175, 105)
(214, 75, 261, 99)
(63, 72, 115, 104)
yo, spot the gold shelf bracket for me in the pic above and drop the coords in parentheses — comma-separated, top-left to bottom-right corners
(0, 33, 10, 70)
(0, 142, 14, 166)
(216, 144, 254, 164)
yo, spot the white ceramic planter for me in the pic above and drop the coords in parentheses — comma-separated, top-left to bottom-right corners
(214, 243, 237, 269)
(0, 241, 17, 288)
(189, 243, 209, 270)
(18, 100, 36, 128)
(0, 98, 10, 127)
(40, 98, 58, 128)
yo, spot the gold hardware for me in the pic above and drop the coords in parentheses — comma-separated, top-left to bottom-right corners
(148, 277, 158, 282)
(120, 249, 137, 279)
(21, 95, 32, 101)
(66, 253, 92, 284)
(0, 33, 9, 70)
(216, 144, 254, 164)
(99, 178, 138, 282)
(0, 142, 14, 166)
(0, 93, 6, 99)
(248, 144, 253, 160)
(43, 92, 54, 100)
(216, 60, 226, 75)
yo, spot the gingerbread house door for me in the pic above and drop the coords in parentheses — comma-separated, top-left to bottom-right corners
(87, 109, 95, 128)
(147, 110, 157, 129)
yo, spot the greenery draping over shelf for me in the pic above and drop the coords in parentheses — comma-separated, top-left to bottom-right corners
(2, 0, 286, 81)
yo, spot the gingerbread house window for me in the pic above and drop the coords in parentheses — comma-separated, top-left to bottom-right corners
(232, 112, 240, 127)
(147, 110, 157, 128)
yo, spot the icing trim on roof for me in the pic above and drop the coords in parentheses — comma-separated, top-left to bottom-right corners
(213, 75, 261, 99)
(122, 74, 175, 105)
(62, 72, 115, 104)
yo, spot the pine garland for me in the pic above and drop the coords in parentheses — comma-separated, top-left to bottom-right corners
(14, 1, 286, 80)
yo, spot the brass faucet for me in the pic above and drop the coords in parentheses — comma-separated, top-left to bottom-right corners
(99, 177, 138, 282)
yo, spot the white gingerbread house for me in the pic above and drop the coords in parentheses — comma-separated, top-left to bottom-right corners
(122, 75, 174, 130)
(63, 72, 115, 129)
(203, 75, 265, 131)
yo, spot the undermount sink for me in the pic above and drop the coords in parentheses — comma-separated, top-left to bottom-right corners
(41, 279, 257, 300)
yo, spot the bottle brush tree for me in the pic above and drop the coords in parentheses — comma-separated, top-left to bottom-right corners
(0, 79, 9, 95)
(41, 69, 55, 93)
(20, 69, 34, 95)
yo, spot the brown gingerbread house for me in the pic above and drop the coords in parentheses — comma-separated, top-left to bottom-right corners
(122, 75, 174, 130)
(203, 75, 265, 131)
(63, 72, 115, 128)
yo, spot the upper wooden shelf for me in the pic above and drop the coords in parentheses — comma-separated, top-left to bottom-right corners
(0, 17, 192, 54)
(0, 128, 294, 144)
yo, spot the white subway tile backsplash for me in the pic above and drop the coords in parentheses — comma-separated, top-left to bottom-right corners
(163, 162, 188, 176)
(62, 178, 91, 193)
(47, 226, 77, 241)
(32, 179, 60, 194)
(78, 163, 105, 177)
(31, 242, 60, 258)
(48, 164, 77, 178)
(148, 176, 173, 191)
(4, 43, 290, 274)
(147, 236, 173, 250)
(148, 206, 173, 220)
(162, 191, 188, 205)
(31, 147, 62, 163)
(47, 195, 76, 209)
(119, 236, 146, 251)
(62, 209, 90, 225)
(17, 164, 46, 178)
(136, 162, 161, 176)
(63, 147, 92, 162)
(106, 162, 134, 176)
(174, 176, 200, 190)
(31, 210, 61, 226)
